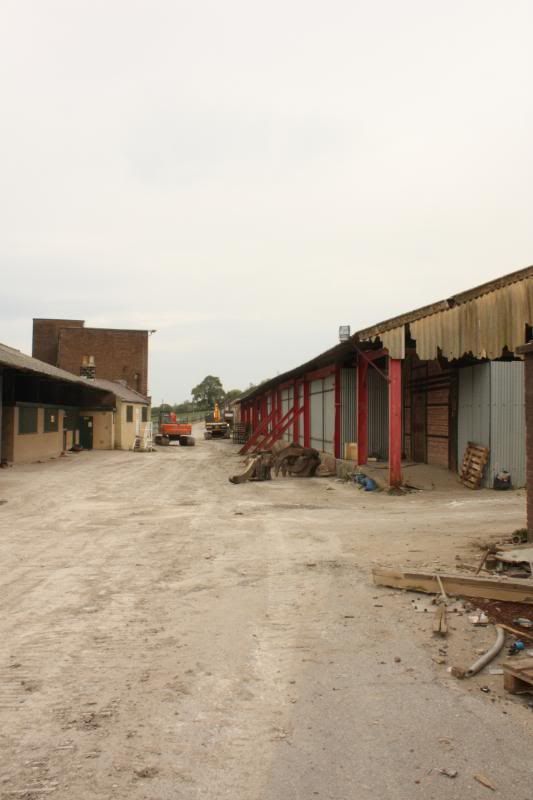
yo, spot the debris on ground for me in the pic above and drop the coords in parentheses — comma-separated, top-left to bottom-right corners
(273, 445, 321, 478)
(229, 454, 273, 484)
(372, 567, 533, 604)
(468, 610, 489, 626)
(493, 545, 533, 578)
(459, 442, 490, 490)
(433, 605, 448, 637)
(473, 772, 496, 791)
(438, 768, 458, 778)
(451, 625, 506, 679)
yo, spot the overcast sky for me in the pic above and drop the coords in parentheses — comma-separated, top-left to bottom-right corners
(1, 1, 532, 403)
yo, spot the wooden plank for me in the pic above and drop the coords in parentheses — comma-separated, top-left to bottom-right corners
(372, 567, 533, 604)
(503, 658, 533, 694)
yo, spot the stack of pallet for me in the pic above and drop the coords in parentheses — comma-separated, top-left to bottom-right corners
(232, 422, 248, 445)
(460, 441, 489, 489)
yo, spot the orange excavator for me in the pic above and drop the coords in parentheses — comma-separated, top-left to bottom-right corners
(155, 411, 195, 446)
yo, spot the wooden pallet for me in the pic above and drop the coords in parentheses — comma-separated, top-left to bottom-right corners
(460, 441, 489, 489)
(503, 657, 533, 694)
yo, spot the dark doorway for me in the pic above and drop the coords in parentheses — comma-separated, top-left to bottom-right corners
(79, 416, 93, 450)
(412, 392, 426, 462)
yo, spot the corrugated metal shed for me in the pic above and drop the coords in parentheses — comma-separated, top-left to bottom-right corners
(236, 265, 533, 405)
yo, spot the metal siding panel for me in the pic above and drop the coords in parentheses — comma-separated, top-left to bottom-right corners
(368, 368, 389, 459)
(341, 368, 357, 454)
(458, 365, 490, 484)
(489, 362, 526, 487)
(323, 383, 334, 454)
(310, 385, 323, 449)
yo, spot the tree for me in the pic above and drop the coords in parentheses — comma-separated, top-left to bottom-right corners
(191, 375, 225, 408)
(224, 389, 243, 404)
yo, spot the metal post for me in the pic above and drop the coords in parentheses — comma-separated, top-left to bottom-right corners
(389, 358, 402, 487)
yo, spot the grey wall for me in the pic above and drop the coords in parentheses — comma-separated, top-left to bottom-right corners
(368, 367, 389, 460)
(341, 368, 357, 454)
(458, 362, 525, 488)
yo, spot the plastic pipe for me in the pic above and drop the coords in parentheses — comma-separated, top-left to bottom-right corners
(464, 625, 506, 678)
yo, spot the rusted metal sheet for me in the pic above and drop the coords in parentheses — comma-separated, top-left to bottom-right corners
(410, 280, 533, 361)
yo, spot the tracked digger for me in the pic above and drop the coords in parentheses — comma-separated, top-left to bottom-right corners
(155, 411, 195, 446)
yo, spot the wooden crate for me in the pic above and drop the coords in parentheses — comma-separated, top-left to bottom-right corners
(503, 657, 533, 694)
(460, 441, 489, 489)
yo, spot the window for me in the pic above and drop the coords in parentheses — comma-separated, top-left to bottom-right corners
(44, 409, 59, 432)
(63, 410, 78, 431)
(126, 405, 133, 423)
(19, 406, 38, 435)
(141, 406, 148, 422)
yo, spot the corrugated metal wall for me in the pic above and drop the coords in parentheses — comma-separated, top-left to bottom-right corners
(280, 386, 294, 442)
(310, 376, 335, 454)
(368, 368, 389, 459)
(489, 362, 525, 487)
(458, 365, 491, 469)
(341, 368, 357, 454)
(458, 362, 525, 487)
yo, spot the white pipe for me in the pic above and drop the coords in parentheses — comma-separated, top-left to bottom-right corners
(464, 626, 506, 678)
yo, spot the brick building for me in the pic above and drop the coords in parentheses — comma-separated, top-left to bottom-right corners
(32, 319, 150, 396)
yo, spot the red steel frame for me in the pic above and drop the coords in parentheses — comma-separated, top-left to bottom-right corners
(240, 407, 274, 454)
(303, 381, 310, 447)
(293, 380, 300, 442)
(260, 405, 304, 452)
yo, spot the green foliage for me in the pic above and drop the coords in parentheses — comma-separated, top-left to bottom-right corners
(224, 388, 243, 403)
(152, 377, 243, 418)
(191, 375, 225, 408)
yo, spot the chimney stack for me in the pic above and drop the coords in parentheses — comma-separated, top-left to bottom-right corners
(80, 355, 96, 380)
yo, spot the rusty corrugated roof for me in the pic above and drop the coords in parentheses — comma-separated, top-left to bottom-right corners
(237, 265, 533, 401)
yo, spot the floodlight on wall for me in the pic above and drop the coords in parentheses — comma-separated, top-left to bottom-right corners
(338, 325, 351, 342)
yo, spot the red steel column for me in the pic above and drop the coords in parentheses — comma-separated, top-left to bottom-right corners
(303, 381, 310, 447)
(334, 366, 341, 459)
(357, 360, 368, 465)
(293, 381, 299, 443)
(388, 357, 402, 487)
(261, 394, 267, 424)
(252, 401, 259, 430)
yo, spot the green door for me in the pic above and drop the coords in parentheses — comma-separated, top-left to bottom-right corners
(79, 416, 94, 450)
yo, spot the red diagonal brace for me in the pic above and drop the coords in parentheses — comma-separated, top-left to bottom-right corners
(260, 405, 304, 452)
(239, 409, 274, 454)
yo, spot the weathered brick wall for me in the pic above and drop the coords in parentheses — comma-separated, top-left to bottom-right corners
(32, 319, 84, 365)
(57, 327, 149, 396)
(524, 352, 533, 540)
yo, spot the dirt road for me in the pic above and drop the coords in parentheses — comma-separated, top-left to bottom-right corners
(1, 432, 532, 799)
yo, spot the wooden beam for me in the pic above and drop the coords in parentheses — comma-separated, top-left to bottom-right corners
(372, 567, 533, 604)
